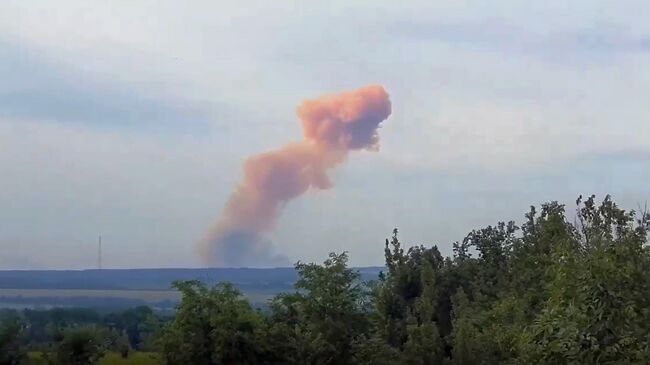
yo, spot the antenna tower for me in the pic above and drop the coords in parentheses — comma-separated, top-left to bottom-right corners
(98, 235, 102, 270)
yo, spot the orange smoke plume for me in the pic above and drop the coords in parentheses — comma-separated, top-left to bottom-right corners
(200, 85, 392, 267)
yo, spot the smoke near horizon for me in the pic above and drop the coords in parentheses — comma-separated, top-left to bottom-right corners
(200, 85, 392, 267)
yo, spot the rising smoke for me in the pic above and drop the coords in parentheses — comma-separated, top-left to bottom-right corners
(200, 85, 392, 267)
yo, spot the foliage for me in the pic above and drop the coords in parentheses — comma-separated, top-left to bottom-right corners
(266, 252, 370, 365)
(104, 306, 160, 351)
(43, 326, 108, 365)
(0, 313, 26, 365)
(10, 195, 650, 364)
(13, 306, 166, 356)
(26, 351, 160, 365)
(160, 281, 267, 365)
(115, 331, 131, 359)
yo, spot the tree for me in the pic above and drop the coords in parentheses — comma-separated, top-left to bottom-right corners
(115, 330, 130, 359)
(160, 280, 267, 365)
(375, 229, 450, 356)
(104, 306, 156, 350)
(9, 194, 646, 364)
(402, 261, 445, 364)
(0, 313, 25, 365)
(518, 196, 650, 364)
(350, 335, 401, 365)
(45, 326, 107, 365)
(266, 252, 370, 365)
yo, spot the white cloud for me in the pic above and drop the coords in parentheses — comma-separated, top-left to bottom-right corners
(381, 92, 650, 172)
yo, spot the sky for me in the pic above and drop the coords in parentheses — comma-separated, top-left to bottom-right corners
(1, 1, 649, 269)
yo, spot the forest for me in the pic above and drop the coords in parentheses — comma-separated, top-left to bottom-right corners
(1, 195, 649, 365)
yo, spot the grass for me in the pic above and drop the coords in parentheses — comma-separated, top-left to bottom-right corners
(0, 288, 273, 305)
(26, 351, 161, 365)
(0, 288, 181, 301)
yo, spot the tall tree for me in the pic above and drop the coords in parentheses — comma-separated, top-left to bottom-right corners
(268, 252, 369, 365)
(161, 280, 267, 365)
(0, 313, 25, 365)
(44, 326, 107, 365)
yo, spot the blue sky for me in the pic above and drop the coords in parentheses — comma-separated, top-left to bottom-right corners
(1, 1, 649, 268)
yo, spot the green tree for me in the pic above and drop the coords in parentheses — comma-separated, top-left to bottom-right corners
(375, 229, 451, 357)
(267, 252, 370, 365)
(115, 330, 130, 359)
(45, 326, 107, 365)
(518, 196, 650, 364)
(104, 306, 157, 350)
(350, 335, 402, 365)
(0, 313, 25, 365)
(9, 194, 645, 365)
(402, 261, 445, 364)
(160, 280, 267, 365)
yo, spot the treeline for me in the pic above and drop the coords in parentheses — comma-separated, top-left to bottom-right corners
(2, 195, 650, 364)
(0, 306, 163, 364)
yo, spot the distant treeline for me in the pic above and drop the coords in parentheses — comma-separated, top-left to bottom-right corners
(0, 267, 299, 291)
(0, 296, 176, 311)
(1, 306, 164, 348)
(1, 195, 650, 364)
(0, 305, 165, 364)
(0, 267, 382, 292)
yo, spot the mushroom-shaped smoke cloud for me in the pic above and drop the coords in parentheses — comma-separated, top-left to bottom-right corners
(200, 85, 392, 267)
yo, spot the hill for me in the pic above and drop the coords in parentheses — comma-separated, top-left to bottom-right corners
(0, 267, 384, 310)
(0, 267, 383, 291)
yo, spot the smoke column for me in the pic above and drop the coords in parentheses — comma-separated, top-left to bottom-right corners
(200, 85, 392, 267)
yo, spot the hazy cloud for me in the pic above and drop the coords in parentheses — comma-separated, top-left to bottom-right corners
(392, 19, 650, 56)
(0, 1, 648, 268)
(0, 41, 212, 133)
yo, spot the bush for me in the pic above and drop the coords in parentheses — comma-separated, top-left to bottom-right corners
(45, 326, 107, 365)
(0, 314, 25, 365)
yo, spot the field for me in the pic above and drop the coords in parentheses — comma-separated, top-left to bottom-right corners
(26, 352, 161, 365)
(0, 288, 274, 310)
(0, 267, 380, 310)
(0, 288, 180, 311)
(0, 288, 181, 301)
